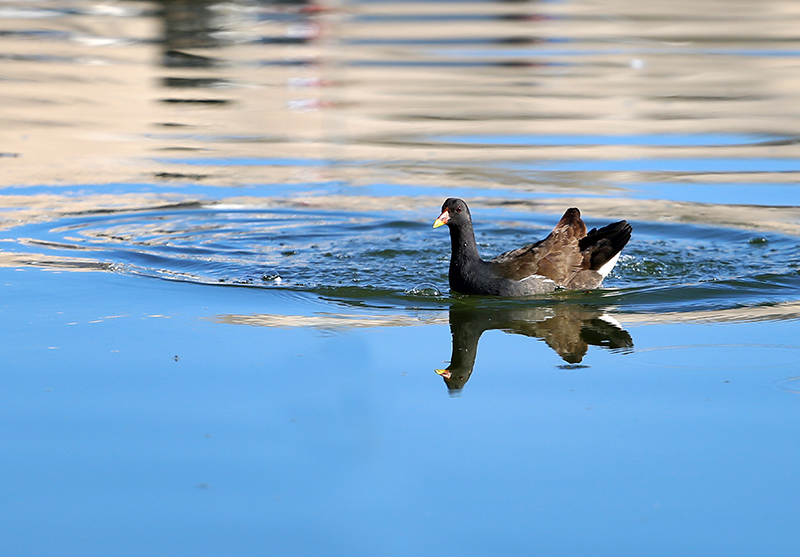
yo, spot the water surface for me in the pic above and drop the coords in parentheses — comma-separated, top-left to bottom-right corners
(2, 0, 800, 555)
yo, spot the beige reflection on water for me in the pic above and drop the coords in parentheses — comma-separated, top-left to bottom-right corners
(213, 300, 800, 331)
(1, 0, 800, 192)
(1, 0, 800, 228)
(213, 312, 447, 329)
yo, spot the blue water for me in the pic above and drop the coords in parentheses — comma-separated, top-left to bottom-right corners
(4, 268, 800, 556)
(2, 0, 800, 555)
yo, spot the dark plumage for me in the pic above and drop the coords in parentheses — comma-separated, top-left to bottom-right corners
(435, 304, 634, 391)
(433, 198, 632, 296)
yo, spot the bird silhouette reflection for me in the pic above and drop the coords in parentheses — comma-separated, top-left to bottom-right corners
(436, 303, 633, 392)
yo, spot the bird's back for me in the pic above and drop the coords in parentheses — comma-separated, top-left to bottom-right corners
(490, 208, 630, 289)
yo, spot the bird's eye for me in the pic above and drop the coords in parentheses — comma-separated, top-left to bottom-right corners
(455, 207, 462, 213)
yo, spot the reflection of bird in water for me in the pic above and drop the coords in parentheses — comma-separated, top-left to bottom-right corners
(435, 304, 633, 392)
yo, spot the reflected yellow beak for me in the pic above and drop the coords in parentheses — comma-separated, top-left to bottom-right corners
(434, 368, 451, 378)
(432, 210, 449, 228)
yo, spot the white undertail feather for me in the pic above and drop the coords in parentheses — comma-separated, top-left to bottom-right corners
(596, 252, 621, 278)
(597, 313, 623, 330)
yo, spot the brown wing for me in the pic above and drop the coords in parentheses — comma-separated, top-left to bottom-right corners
(490, 208, 587, 285)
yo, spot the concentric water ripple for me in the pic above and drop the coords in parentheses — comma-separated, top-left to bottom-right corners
(3, 196, 798, 317)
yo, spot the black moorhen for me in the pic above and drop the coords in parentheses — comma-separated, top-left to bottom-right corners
(433, 198, 632, 295)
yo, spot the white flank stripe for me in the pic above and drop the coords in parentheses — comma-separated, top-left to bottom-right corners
(520, 274, 555, 284)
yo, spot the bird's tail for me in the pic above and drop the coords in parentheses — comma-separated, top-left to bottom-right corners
(579, 220, 633, 276)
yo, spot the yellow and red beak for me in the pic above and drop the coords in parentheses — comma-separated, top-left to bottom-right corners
(432, 209, 449, 228)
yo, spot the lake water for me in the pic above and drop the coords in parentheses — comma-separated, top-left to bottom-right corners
(2, 0, 800, 555)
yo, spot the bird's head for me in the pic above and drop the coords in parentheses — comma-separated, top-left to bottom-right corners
(433, 197, 471, 229)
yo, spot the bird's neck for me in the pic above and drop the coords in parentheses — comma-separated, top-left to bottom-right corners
(449, 221, 482, 267)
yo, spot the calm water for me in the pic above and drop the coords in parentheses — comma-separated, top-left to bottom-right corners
(2, 1, 800, 555)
